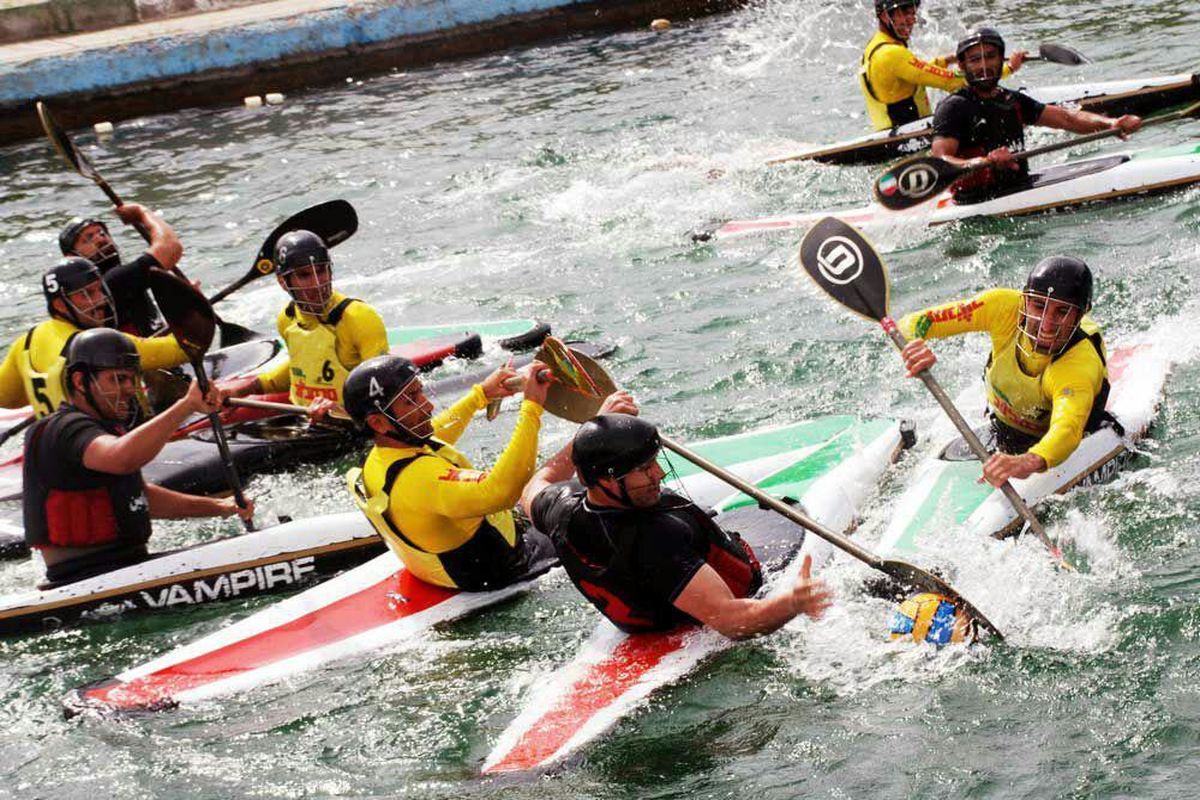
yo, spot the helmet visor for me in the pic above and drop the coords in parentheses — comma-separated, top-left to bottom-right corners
(1019, 291, 1081, 356)
(282, 262, 333, 316)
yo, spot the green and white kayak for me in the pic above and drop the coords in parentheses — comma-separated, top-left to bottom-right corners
(879, 339, 1171, 557)
(65, 415, 906, 715)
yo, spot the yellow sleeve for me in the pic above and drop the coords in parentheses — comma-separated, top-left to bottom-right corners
(899, 288, 1016, 341)
(130, 333, 188, 370)
(0, 335, 27, 408)
(254, 306, 294, 393)
(394, 400, 543, 518)
(432, 384, 488, 444)
(876, 45, 964, 93)
(336, 301, 389, 367)
(1028, 347, 1106, 468)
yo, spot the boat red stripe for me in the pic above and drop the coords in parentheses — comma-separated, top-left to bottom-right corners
(485, 628, 692, 774)
(78, 566, 456, 711)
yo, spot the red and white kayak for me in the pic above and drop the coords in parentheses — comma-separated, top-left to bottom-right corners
(481, 417, 907, 775)
(702, 142, 1200, 243)
(879, 338, 1171, 556)
(64, 415, 904, 715)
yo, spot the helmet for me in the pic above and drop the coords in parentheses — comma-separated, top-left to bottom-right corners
(956, 27, 1006, 90)
(59, 216, 120, 273)
(888, 592, 976, 646)
(1019, 256, 1093, 356)
(274, 229, 333, 316)
(572, 414, 662, 487)
(43, 257, 117, 329)
(343, 355, 429, 443)
(64, 327, 141, 425)
(875, 0, 919, 12)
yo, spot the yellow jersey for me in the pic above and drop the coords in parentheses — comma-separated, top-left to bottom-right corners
(256, 291, 388, 407)
(0, 317, 187, 416)
(899, 288, 1107, 468)
(350, 385, 544, 589)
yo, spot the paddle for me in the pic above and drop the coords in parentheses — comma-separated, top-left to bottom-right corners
(147, 269, 254, 531)
(1028, 42, 1090, 66)
(208, 200, 359, 305)
(0, 415, 35, 448)
(874, 99, 1200, 210)
(37, 102, 261, 346)
(798, 216, 1074, 572)
(533, 338, 1004, 641)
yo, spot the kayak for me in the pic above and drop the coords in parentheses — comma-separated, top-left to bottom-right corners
(0, 512, 382, 637)
(879, 340, 1170, 557)
(481, 416, 906, 775)
(701, 142, 1200, 242)
(63, 414, 905, 715)
(773, 72, 1200, 166)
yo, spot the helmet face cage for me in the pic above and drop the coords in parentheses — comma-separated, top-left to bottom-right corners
(57, 279, 116, 329)
(368, 372, 445, 443)
(877, 0, 919, 39)
(957, 31, 1005, 89)
(1018, 290, 1082, 357)
(70, 223, 120, 269)
(281, 261, 333, 316)
(83, 366, 142, 426)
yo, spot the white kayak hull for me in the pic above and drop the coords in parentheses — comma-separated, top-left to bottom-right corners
(65, 416, 904, 715)
(708, 143, 1200, 242)
(0, 512, 382, 637)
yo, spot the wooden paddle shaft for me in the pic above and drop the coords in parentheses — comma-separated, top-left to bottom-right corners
(193, 365, 254, 531)
(879, 317, 1069, 565)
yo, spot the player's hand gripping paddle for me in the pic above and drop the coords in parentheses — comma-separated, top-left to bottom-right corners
(148, 269, 255, 530)
(534, 338, 1004, 641)
(799, 216, 1075, 573)
(37, 102, 261, 346)
(874, 100, 1200, 210)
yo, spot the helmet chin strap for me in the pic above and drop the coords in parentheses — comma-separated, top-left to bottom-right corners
(596, 474, 636, 508)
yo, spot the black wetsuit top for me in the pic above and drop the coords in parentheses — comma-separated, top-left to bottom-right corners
(933, 87, 1047, 203)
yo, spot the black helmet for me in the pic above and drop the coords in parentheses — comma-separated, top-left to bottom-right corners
(572, 414, 662, 487)
(66, 327, 140, 376)
(1024, 256, 1093, 312)
(43, 257, 116, 328)
(875, 0, 919, 12)
(274, 230, 331, 277)
(344, 355, 427, 441)
(59, 216, 120, 273)
(274, 229, 333, 315)
(956, 28, 1006, 90)
(65, 327, 141, 424)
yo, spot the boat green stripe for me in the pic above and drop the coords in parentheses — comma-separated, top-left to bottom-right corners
(889, 460, 994, 554)
(386, 319, 536, 345)
(662, 416, 859, 481)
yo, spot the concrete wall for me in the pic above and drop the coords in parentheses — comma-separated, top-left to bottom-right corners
(0, 0, 744, 145)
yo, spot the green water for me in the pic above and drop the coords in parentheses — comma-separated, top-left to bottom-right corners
(2, 0, 1200, 796)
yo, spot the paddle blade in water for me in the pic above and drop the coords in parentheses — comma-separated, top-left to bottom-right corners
(1038, 42, 1090, 65)
(881, 558, 1004, 641)
(148, 269, 216, 361)
(36, 102, 96, 180)
(798, 217, 891, 322)
(874, 155, 962, 210)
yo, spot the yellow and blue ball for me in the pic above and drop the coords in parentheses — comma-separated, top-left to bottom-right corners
(888, 592, 975, 646)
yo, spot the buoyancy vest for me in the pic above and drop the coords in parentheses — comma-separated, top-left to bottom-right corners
(18, 324, 73, 417)
(347, 452, 528, 591)
(23, 407, 152, 550)
(281, 297, 358, 407)
(859, 39, 928, 130)
(555, 490, 763, 633)
(986, 317, 1109, 438)
(945, 88, 1030, 201)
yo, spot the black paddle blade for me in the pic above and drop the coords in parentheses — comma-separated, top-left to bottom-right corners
(253, 199, 359, 276)
(873, 155, 961, 210)
(881, 558, 1004, 641)
(1038, 42, 1090, 66)
(148, 269, 216, 362)
(36, 101, 97, 180)
(798, 217, 891, 322)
